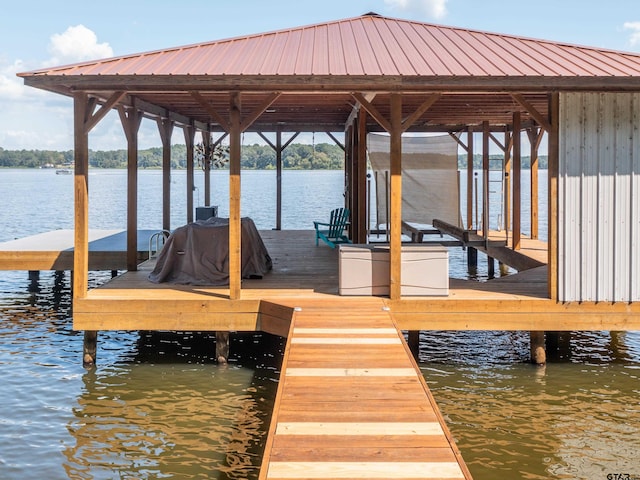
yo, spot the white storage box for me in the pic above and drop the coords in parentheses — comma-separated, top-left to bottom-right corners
(338, 244, 448, 296)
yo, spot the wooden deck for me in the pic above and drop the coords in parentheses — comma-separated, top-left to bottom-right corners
(0, 229, 158, 271)
(71, 229, 640, 332)
(260, 299, 471, 480)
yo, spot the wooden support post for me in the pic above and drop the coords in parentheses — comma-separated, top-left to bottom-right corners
(466, 128, 474, 229)
(158, 118, 174, 232)
(357, 111, 368, 242)
(110, 270, 118, 278)
(389, 94, 403, 300)
(548, 93, 560, 301)
(216, 331, 230, 364)
(530, 331, 546, 365)
(504, 131, 512, 235)
(528, 127, 541, 240)
(487, 256, 495, 278)
(407, 331, 420, 360)
(345, 124, 355, 237)
(54, 270, 65, 289)
(276, 129, 283, 230)
(73, 93, 90, 300)
(184, 125, 195, 223)
(512, 112, 522, 251)
(202, 131, 212, 207)
(467, 247, 478, 272)
(229, 93, 242, 300)
(118, 105, 142, 272)
(83, 330, 98, 368)
(482, 121, 490, 239)
(28, 270, 40, 293)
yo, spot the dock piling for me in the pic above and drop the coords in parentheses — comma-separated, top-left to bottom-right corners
(83, 330, 98, 368)
(216, 332, 229, 364)
(407, 330, 420, 360)
(529, 331, 546, 365)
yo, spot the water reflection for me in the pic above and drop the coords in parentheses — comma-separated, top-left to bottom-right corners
(420, 330, 640, 480)
(63, 332, 282, 479)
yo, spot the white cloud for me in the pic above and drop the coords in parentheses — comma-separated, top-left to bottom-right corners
(0, 25, 119, 150)
(623, 21, 640, 48)
(46, 24, 113, 66)
(384, 0, 448, 19)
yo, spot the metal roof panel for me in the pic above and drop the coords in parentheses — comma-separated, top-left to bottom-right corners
(18, 14, 640, 81)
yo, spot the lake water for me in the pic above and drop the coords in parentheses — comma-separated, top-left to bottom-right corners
(0, 168, 639, 479)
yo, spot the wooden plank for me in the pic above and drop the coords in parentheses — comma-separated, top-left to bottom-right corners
(260, 305, 471, 480)
(73, 311, 259, 331)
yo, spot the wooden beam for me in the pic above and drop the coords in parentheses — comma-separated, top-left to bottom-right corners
(449, 131, 468, 152)
(466, 128, 474, 230)
(352, 93, 392, 132)
(548, 93, 560, 301)
(488, 131, 506, 152)
(389, 94, 403, 300)
(511, 93, 552, 132)
(504, 131, 512, 236)
(401, 93, 441, 132)
(512, 112, 522, 251)
(73, 92, 90, 300)
(257, 131, 277, 151)
(327, 131, 345, 151)
(276, 129, 282, 230)
(118, 105, 142, 271)
(85, 91, 125, 132)
(482, 121, 490, 240)
(357, 111, 368, 243)
(190, 91, 230, 131)
(183, 124, 195, 223)
(345, 124, 355, 239)
(202, 131, 212, 207)
(240, 92, 281, 132)
(527, 127, 543, 240)
(229, 92, 242, 300)
(157, 117, 174, 232)
(282, 131, 300, 150)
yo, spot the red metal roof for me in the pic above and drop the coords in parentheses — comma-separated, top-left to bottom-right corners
(21, 13, 640, 79)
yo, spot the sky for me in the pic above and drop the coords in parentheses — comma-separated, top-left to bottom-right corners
(1, 0, 640, 151)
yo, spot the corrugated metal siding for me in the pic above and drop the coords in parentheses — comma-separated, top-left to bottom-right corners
(21, 14, 640, 78)
(559, 92, 640, 302)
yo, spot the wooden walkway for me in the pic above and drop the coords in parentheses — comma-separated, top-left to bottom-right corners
(260, 299, 471, 480)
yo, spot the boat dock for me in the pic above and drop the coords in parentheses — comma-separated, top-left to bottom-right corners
(0, 229, 160, 272)
(260, 299, 471, 479)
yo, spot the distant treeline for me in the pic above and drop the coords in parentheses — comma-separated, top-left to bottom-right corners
(0, 143, 345, 170)
(0, 145, 547, 170)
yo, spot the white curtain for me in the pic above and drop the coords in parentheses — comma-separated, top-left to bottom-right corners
(367, 133, 460, 228)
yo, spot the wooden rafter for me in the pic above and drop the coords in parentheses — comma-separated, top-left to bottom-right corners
(190, 91, 230, 131)
(352, 92, 392, 132)
(449, 131, 468, 152)
(326, 131, 345, 151)
(401, 93, 441, 132)
(85, 91, 126, 132)
(240, 92, 281, 132)
(511, 93, 552, 132)
(488, 131, 506, 152)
